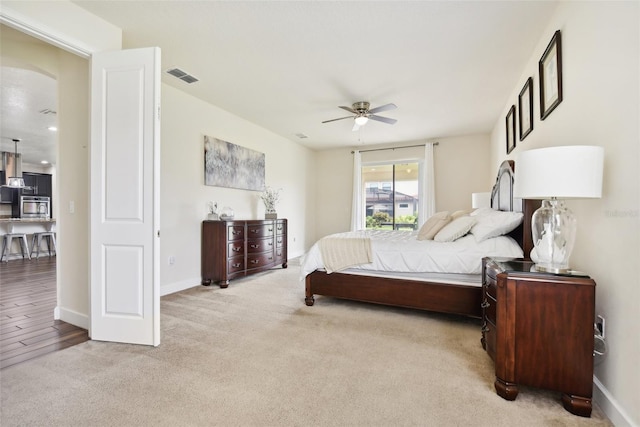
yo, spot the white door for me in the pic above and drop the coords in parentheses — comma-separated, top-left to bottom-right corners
(89, 47, 161, 346)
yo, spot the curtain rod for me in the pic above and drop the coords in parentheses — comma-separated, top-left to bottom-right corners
(351, 142, 438, 154)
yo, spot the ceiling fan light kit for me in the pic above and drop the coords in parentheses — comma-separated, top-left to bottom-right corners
(322, 101, 397, 130)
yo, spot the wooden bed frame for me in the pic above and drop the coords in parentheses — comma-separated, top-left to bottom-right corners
(304, 160, 540, 318)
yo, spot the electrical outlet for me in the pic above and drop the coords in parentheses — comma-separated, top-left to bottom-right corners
(596, 315, 606, 339)
(168, 255, 175, 265)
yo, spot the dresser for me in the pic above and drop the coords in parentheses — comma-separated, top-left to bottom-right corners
(202, 219, 287, 287)
(481, 257, 596, 417)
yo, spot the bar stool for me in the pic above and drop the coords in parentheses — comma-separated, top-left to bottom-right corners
(30, 227, 57, 259)
(1, 233, 31, 262)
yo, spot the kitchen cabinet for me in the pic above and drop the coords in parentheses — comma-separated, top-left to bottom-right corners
(21, 172, 52, 197)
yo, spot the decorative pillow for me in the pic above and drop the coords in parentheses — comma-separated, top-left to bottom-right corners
(451, 209, 472, 220)
(434, 216, 477, 242)
(470, 208, 524, 242)
(417, 211, 451, 241)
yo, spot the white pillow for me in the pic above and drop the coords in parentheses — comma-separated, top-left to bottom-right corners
(417, 211, 451, 240)
(434, 216, 477, 242)
(470, 208, 524, 242)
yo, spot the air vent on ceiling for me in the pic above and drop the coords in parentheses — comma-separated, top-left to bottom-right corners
(166, 67, 199, 84)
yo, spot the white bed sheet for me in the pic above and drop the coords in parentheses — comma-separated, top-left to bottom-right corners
(301, 229, 523, 279)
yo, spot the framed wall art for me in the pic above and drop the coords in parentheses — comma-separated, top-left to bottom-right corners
(539, 30, 563, 120)
(506, 105, 516, 154)
(518, 77, 533, 140)
(204, 135, 265, 191)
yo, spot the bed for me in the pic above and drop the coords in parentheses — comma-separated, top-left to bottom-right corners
(302, 160, 540, 318)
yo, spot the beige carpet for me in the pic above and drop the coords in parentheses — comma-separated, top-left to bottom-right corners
(1, 259, 612, 426)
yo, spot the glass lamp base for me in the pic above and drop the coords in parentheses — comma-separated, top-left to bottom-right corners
(530, 199, 577, 274)
(533, 263, 572, 275)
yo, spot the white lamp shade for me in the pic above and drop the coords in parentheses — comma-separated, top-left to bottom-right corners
(471, 192, 491, 209)
(513, 146, 604, 199)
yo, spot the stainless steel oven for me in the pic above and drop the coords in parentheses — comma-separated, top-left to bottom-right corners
(20, 196, 50, 219)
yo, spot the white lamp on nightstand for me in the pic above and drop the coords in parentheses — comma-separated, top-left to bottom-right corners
(472, 192, 491, 209)
(513, 146, 604, 274)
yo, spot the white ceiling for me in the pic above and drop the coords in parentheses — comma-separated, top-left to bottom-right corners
(1, 1, 559, 163)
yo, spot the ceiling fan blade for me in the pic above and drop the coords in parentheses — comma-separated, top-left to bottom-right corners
(322, 116, 354, 123)
(368, 114, 397, 125)
(352, 122, 360, 132)
(368, 103, 397, 114)
(339, 105, 357, 114)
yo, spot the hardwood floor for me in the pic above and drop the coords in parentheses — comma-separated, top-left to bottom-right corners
(0, 256, 88, 369)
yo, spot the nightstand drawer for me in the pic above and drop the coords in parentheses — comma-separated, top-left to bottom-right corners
(484, 294, 496, 324)
(484, 274, 497, 298)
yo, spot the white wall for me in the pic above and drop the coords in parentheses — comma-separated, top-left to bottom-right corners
(489, 2, 639, 425)
(314, 135, 491, 239)
(0, 24, 91, 327)
(160, 84, 315, 294)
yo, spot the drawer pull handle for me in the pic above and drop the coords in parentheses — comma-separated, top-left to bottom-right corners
(250, 259, 259, 264)
(232, 247, 241, 252)
(232, 230, 241, 235)
(268, 228, 273, 232)
(251, 229, 259, 234)
(481, 300, 490, 309)
(232, 263, 241, 268)
(250, 244, 259, 249)
(268, 242, 273, 246)
(481, 325, 490, 333)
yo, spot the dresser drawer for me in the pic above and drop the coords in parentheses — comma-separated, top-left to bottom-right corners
(228, 241, 244, 257)
(276, 235, 285, 247)
(276, 221, 286, 235)
(247, 253, 275, 269)
(247, 237, 274, 253)
(247, 224, 274, 238)
(227, 256, 245, 274)
(227, 225, 245, 241)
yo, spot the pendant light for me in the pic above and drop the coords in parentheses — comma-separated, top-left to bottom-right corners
(4, 139, 27, 188)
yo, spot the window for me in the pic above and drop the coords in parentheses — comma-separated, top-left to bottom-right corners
(362, 162, 420, 230)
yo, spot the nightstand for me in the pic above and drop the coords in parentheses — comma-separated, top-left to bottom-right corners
(481, 257, 596, 417)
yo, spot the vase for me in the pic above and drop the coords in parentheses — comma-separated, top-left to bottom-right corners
(265, 208, 277, 220)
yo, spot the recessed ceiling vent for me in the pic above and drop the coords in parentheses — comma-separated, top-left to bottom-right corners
(166, 67, 199, 84)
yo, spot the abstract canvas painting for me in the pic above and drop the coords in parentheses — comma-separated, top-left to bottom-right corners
(204, 136, 265, 191)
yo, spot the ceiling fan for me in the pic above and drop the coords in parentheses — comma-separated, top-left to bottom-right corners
(322, 101, 397, 131)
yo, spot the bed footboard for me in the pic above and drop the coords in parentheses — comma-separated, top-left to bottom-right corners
(305, 270, 482, 318)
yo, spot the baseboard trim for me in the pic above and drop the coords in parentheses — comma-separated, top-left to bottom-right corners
(57, 306, 89, 330)
(161, 276, 201, 296)
(593, 375, 637, 427)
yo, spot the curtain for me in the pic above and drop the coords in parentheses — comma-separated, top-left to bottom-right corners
(419, 142, 436, 226)
(350, 150, 363, 231)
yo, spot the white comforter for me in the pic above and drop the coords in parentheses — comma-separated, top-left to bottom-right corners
(301, 229, 523, 278)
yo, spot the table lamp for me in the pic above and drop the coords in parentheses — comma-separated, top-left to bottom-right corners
(472, 192, 491, 209)
(513, 146, 604, 273)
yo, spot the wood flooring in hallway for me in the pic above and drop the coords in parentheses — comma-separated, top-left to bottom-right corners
(0, 256, 88, 369)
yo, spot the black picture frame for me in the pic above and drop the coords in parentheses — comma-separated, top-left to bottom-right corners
(506, 105, 516, 154)
(518, 77, 533, 140)
(539, 30, 563, 120)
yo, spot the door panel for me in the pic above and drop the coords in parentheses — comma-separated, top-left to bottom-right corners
(90, 47, 160, 346)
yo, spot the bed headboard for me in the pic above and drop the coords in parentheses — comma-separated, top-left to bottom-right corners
(490, 160, 540, 258)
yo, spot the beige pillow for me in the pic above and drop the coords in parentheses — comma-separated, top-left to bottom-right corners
(451, 209, 472, 220)
(417, 211, 451, 240)
(434, 216, 477, 242)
